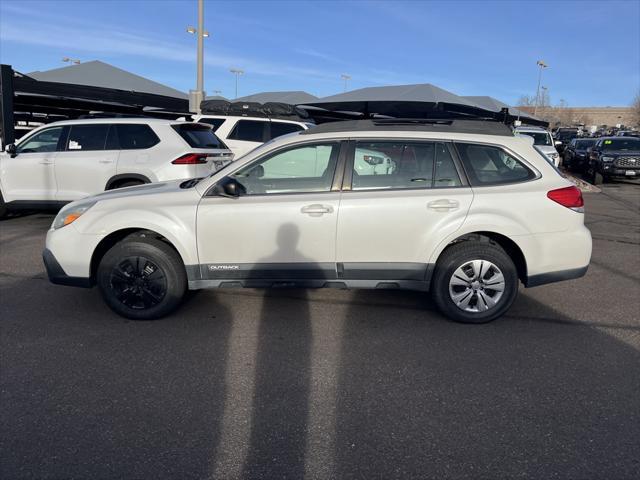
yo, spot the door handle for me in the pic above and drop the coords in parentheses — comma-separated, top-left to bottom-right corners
(98, 159, 114, 164)
(427, 199, 460, 212)
(301, 204, 334, 216)
(39, 160, 54, 165)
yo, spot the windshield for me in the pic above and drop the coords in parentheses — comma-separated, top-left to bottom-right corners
(517, 131, 552, 146)
(575, 140, 596, 149)
(601, 138, 640, 151)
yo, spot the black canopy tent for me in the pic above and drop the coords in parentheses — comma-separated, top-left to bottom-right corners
(299, 84, 548, 127)
(0, 64, 190, 146)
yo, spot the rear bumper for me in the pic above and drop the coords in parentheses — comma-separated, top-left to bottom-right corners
(43, 248, 92, 288)
(525, 265, 588, 287)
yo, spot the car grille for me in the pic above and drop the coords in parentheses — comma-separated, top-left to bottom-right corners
(615, 156, 640, 167)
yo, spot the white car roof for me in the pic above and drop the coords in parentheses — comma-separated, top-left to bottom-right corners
(35, 117, 187, 127)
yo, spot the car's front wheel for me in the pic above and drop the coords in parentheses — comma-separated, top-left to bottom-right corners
(431, 240, 519, 324)
(97, 234, 187, 320)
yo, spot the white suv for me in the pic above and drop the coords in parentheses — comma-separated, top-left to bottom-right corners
(514, 126, 561, 166)
(43, 119, 592, 323)
(194, 114, 311, 158)
(0, 118, 233, 216)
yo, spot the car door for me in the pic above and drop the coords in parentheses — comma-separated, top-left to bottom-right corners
(335, 140, 473, 283)
(222, 119, 268, 158)
(0, 125, 64, 202)
(196, 141, 345, 285)
(54, 123, 117, 201)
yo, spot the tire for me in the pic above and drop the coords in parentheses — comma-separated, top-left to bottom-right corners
(0, 190, 7, 218)
(431, 240, 519, 324)
(593, 172, 604, 185)
(97, 234, 187, 320)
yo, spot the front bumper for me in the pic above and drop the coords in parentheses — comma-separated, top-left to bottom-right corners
(43, 248, 92, 288)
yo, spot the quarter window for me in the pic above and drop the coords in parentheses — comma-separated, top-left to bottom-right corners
(116, 124, 160, 150)
(455, 143, 535, 185)
(16, 127, 64, 153)
(351, 141, 461, 190)
(231, 143, 340, 195)
(227, 120, 267, 142)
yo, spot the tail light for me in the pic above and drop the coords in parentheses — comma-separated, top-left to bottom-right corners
(172, 153, 209, 165)
(547, 186, 584, 212)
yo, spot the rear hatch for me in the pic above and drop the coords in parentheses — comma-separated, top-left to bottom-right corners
(171, 123, 235, 172)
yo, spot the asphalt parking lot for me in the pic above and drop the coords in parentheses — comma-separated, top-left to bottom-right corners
(1, 182, 639, 480)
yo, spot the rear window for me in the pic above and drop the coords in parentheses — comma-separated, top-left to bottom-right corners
(455, 143, 536, 186)
(227, 120, 267, 142)
(172, 124, 227, 149)
(116, 124, 160, 150)
(269, 122, 304, 140)
(196, 118, 226, 131)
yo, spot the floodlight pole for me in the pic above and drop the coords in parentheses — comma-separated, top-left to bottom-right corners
(341, 74, 351, 92)
(230, 68, 244, 99)
(196, 0, 204, 96)
(533, 60, 548, 116)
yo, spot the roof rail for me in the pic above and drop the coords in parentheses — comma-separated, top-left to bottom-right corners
(76, 113, 149, 119)
(302, 118, 514, 136)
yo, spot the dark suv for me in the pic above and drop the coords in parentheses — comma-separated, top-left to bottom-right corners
(563, 138, 597, 173)
(587, 137, 640, 184)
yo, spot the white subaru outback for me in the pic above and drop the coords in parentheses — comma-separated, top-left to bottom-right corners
(43, 119, 592, 323)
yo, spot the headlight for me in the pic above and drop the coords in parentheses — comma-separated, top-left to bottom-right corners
(52, 201, 97, 230)
(602, 156, 614, 162)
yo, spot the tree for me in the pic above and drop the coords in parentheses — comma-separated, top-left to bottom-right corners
(516, 95, 535, 106)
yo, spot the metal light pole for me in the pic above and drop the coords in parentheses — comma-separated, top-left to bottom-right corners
(186, 0, 209, 114)
(341, 74, 351, 92)
(230, 68, 244, 99)
(533, 60, 548, 116)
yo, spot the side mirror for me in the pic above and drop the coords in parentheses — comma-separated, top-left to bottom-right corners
(554, 140, 562, 146)
(212, 177, 246, 199)
(5, 143, 16, 156)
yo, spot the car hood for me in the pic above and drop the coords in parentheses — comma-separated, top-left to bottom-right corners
(600, 150, 640, 156)
(87, 179, 187, 202)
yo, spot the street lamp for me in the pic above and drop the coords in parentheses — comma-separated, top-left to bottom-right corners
(211, 89, 222, 96)
(533, 60, 548, 116)
(341, 74, 351, 92)
(230, 68, 244, 99)
(186, 0, 209, 113)
(62, 57, 81, 65)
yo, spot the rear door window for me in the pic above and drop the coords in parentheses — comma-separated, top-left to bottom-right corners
(351, 141, 461, 190)
(66, 124, 109, 151)
(227, 120, 267, 142)
(455, 143, 536, 185)
(116, 124, 160, 150)
(172, 124, 227, 149)
(269, 122, 304, 140)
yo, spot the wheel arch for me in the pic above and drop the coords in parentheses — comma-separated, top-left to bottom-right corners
(104, 174, 151, 191)
(89, 228, 188, 284)
(433, 231, 528, 283)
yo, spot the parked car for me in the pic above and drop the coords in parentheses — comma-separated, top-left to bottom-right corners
(553, 128, 579, 154)
(0, 118, 233, 216)
(513, 126, 560, 166)
(616, 130, 640, 137)
(43, 118, 592, 324)
(586, 136, 640, 184)
(563, 138, 598, 173)
(193, 114, 312, 158)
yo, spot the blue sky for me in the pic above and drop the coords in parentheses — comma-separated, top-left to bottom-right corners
(0, 0, 638, 106)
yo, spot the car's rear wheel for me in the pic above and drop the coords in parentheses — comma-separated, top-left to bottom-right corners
(97, 235, 186, 320)
(431, 241, 519, 324)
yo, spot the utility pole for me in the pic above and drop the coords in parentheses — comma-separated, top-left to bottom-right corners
(341, 74, 351, 92)
(230, 68, 244, 99)
(187, 0, 209, 114)
(533, 60, 548, 117)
